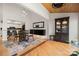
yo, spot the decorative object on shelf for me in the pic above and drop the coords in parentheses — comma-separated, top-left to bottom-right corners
(33, 21, 44, 28)
(56, 21, 61, 25)
(62, 26, 67, 29)
(56, 26, 61, 29)
(52, 3, 64, 8)
(62, 20, 67, 24)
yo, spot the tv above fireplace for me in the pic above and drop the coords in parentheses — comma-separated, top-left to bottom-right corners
(30, 29, 46, 35)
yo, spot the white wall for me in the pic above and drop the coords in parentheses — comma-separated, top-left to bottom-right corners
(2, 3, 49, 41)
(78, 13, 79, 41)
(49, 13, 79, 43)
(25, 10, 49, 38)
(20, 3, 49, 19)
(3, 4, 28, 22)
(0, 4, 3, 36)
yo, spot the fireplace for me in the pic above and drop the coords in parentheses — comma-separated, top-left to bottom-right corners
(30, 29, 46, 35)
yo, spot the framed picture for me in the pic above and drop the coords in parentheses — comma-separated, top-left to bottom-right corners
(33, 21, 44, 28)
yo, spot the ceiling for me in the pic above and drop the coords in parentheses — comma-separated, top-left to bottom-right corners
(42, 3, 79, 13)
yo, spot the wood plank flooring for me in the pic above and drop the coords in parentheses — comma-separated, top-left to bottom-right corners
(25, 40, 78, 56)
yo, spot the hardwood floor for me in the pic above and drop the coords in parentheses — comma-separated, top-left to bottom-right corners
(0, 36, 9, 56)
(25, 40, 78, 56)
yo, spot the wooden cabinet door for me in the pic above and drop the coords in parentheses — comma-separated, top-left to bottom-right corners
(54, 17, 69, 43)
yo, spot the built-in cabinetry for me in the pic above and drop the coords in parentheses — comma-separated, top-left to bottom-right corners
(54, 17, 69, 43)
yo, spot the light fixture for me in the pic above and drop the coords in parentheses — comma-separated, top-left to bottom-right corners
(57, 22, 61, 25)
(52, 3, 64, 8)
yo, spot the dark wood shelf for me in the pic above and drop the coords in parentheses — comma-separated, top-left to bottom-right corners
(54, 17, 69, 43)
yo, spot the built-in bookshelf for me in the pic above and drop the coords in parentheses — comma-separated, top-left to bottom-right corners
(54, 17, 69, 43)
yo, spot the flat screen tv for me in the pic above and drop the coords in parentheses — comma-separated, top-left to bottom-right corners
(30, 29, 45, 35)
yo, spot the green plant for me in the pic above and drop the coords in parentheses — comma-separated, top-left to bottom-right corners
(71, 51, 79, 56)
(50, 35, 55, 38)
(73, 51, 79, 54)
(50, 35, 55, 37)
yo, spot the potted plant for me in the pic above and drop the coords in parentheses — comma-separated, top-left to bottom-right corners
(70, 51, 79, 56)
(50, 35, 55, 40)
